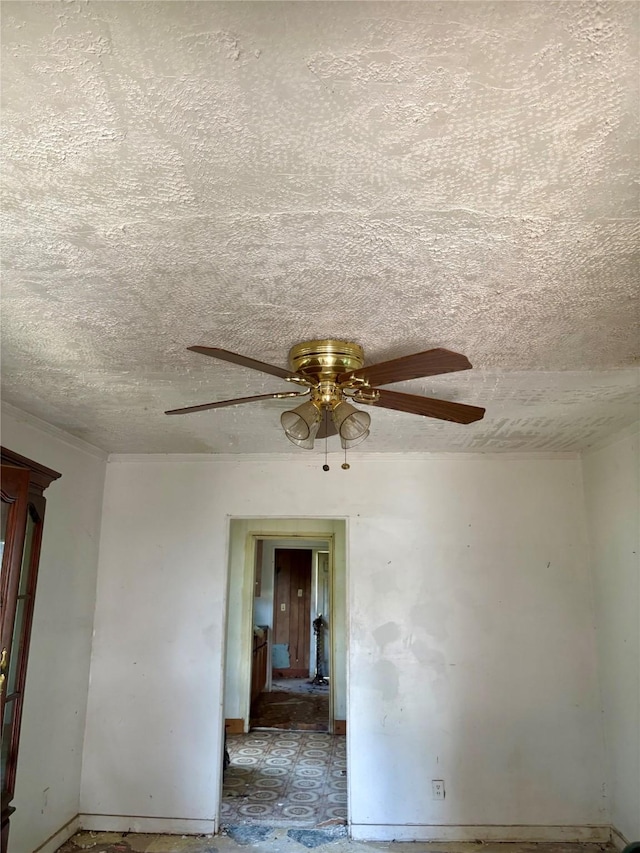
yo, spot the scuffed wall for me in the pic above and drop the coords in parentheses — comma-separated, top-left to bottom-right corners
(80, 453, 606, 838)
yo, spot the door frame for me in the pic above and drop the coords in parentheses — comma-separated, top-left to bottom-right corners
(220, 517, 349, 834)
(244, 532, 335, 731)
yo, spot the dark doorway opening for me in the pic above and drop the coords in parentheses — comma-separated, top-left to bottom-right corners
(250, 547, 329, 732)
(273, 548, 312, 677)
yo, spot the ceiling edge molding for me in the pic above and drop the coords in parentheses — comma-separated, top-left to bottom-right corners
(106, 450, 580, 464)
(580, 419, 640, 457)
(0, 402, 109, 460)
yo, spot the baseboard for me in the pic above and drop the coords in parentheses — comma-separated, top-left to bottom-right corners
(225, 718, 245, 734)
(74, 818, 615, 844)
(79, 814, 216, 834)
(334, 719, 346, 735)
(610, 826, 630, 851)
(32, 814, 80, 853)
(349, 824, 611, 843)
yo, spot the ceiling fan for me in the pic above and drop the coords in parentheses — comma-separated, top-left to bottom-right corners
(165, 340, 485, 450)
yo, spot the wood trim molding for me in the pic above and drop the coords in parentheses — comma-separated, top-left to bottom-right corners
(334, 720, 346, 735)
(80, 814, 216, 834)
(350, 825, 611, 843)
(31, 814, 80, 853)
(1, 403, 108, 460)
(225, 718, 245, 734)
(610, 826, 629, 851)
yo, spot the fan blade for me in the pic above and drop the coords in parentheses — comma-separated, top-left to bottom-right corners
(361, 389, 485, 424)
(188, 346, 307, 383)
(317, 409, 338, 439)
(339, 348, 472, 386)
(165, 391, 307, 416)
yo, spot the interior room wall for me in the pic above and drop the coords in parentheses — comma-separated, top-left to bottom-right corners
(80, 452, 606, 840)
(581, 424, 640, 843)
(1, 407, 107, 853)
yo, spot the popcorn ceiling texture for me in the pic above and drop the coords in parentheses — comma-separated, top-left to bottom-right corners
(1, 1, 638, 453)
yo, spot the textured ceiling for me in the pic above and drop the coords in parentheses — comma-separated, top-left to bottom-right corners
(1, 1, 638, 454)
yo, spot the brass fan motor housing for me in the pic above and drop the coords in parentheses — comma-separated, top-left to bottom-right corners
(288, 339, 364, 382)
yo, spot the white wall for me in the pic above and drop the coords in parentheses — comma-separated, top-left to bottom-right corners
(81, 453, 606, 839)
(1, 407, 106, 853)
(582, 425, 640, 843)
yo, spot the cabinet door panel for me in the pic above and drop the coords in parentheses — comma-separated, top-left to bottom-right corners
(1, 453, 59, 853)
(1, 467, 30, 696)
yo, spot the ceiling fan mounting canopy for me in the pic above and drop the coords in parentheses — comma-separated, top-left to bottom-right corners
(288, 339, 364, 381)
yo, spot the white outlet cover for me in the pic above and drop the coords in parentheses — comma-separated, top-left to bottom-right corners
(432, 780, 445, 799)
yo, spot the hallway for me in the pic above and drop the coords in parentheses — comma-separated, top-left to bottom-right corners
(250, 678, 330, 731)
(222, 731, 346, 827)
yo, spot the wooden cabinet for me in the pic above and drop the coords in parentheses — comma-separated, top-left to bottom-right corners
(1, 448, 60, 853)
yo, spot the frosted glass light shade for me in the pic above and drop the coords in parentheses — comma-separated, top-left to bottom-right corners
(281, 401, 322, 449)
(332, 401, 371, 448)
(340, 428, 369, 450)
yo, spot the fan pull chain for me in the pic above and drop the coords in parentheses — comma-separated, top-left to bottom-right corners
(322, 420, 330, 471)
(342, 445, 350, 470)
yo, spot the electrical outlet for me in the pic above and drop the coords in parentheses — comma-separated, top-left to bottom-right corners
(432, 779, 445, 800)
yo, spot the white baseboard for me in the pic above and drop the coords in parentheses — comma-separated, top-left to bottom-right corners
(75, 818, 617, 845)
(349, 824, 611, 843)
(79, 814, 216, 835)
(610, 826, 630, 851)
(32, 815, 81, 853)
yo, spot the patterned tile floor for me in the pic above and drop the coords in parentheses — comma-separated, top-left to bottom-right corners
(221, 731, 347, 827)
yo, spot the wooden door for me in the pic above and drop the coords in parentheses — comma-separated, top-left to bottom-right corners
(273, 549, 312, 678)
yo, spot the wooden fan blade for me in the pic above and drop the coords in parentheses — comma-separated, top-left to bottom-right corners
(165, 392, 307, 416)
(317, 409, 338, 439)
(339, 348, 472, 386)
(188, 346, 306, 382)
(362, 389, 485, 424)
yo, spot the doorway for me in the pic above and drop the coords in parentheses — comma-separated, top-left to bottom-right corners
(273, 548, 312, 678)
(250, 546, 330, 732)
(221, 519, 348, 829)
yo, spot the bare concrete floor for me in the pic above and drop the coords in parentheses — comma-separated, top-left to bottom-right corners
(57, 831, 615, 853)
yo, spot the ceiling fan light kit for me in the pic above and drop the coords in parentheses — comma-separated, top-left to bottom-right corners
(330, 401, 371, 448)
(281, 401, 322, 448)
(166, 339, 486, 467)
